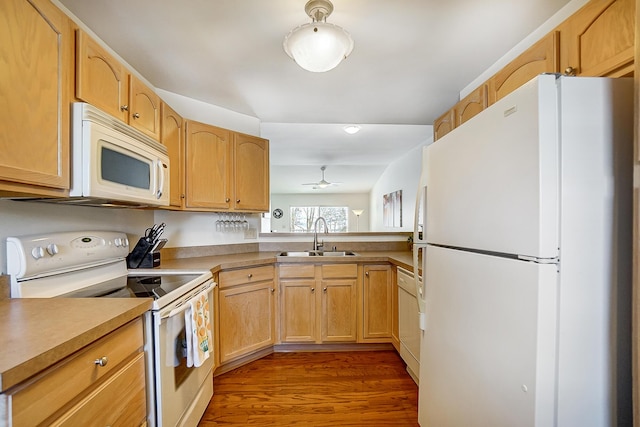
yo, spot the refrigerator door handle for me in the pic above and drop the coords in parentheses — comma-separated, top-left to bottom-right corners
(413, 245, 427, 331)
(517, 255, 559, 264)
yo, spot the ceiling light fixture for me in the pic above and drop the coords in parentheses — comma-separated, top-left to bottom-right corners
(283, 0, 354, 73)
(343, 125, 361, 134)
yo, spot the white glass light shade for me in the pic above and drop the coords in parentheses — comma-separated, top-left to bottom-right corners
(283, 22, 354, 72)
(352, 209, 364, 216)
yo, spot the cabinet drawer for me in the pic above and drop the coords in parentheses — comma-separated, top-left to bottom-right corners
(321, 264, 357, 278)
(279, 264, 315, 279)
(219, 265, 274, 288)
(10, 318, 144, 426)
(51, 352, 147, 426)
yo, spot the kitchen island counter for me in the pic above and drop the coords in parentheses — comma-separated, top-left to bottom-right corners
(0, 298, 151, 392)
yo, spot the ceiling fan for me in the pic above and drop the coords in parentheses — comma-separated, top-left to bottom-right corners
(302, 166, 342, 189)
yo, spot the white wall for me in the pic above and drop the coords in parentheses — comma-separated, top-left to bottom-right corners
(0, 200, 153, 274)
(369, 141, 431, 232)
(268, 193, 369, 232)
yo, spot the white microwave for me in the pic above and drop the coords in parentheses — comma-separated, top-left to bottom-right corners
(69, 103, 170, 207)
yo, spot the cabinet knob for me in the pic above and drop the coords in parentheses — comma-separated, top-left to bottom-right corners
(564, 66, 576, 76)
(271, 288, 275, 293)
(365, 271, 369, 277)
(225, 198, 230, 202)
(120, 105, 129, 112)
(311, 287, 315, 293)
(247, 273, 253, 279)
(323, 287, 327, 293)
(236, 199, 241, 203)
(132, 112, 140, 119)
(94, 356, 108, 367)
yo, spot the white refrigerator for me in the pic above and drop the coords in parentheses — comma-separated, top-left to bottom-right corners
(416, 74, 633, 427)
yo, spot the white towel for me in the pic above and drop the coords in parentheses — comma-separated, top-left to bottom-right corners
(184, 288, 212, 368)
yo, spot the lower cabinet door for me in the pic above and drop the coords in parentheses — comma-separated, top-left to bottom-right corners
(219, 281, 276, 362)
(50, 353, 147, 427)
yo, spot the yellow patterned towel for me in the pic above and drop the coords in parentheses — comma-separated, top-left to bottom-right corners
(184, 288, 212, 368)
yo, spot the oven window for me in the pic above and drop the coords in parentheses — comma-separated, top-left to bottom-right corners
(101, 146, 150, 189)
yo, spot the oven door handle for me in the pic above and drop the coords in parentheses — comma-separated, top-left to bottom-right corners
(159, 280, 214, 322)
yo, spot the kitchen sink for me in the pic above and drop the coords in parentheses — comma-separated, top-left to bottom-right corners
(278, 250, 358, 257)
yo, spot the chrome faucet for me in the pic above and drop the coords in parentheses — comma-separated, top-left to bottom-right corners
(313, 217, 329, 251)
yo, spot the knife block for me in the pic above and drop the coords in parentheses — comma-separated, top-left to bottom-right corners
(127, 238, 161, 268)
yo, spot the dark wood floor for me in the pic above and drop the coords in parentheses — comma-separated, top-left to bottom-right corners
(199, 350, 419, 426)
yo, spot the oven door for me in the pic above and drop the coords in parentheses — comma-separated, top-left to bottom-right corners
(153, 280, 215, 427)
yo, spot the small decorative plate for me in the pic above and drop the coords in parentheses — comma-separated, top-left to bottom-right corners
(273, 208, 283, 219)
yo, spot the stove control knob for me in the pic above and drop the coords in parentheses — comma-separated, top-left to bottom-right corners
(114, 237, 123, 247)
(46, 244, 59, 256)
(123, 237, 129, 248)
(31, 246, 44, 260)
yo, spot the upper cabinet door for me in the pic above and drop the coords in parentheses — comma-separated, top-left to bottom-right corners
(129, 74, 160, 140)
(76, 29, 129, 122)
(160, 102, 184, 208)
(488, 31, 559, 105)
(233, 133, 270, 212)
(433, 108, 455, 142)
(184, 120, 232, 210)
(0, 0, 71, 194)
(455, 84, 488, 127)
(559, 0, 635, 77)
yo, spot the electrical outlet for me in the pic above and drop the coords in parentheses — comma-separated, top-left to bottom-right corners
(244, 228, 257, 239)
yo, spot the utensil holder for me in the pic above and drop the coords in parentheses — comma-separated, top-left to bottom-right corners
(127, 238, 160, 268)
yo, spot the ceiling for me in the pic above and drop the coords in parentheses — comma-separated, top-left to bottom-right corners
(58, 0, 573, 194)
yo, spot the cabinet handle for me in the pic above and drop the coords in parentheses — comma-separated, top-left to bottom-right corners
(247, 273, 253, 279)
(94, 356, 108, 367)
(311, 287, 315, 293)
(132, 112, 140, 119)
(120, 105, 129, 112)
(564, 66, 576, 76)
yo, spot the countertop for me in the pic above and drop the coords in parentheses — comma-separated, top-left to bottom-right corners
(0, 298, 151, 393)
(158, 250, 416, 274)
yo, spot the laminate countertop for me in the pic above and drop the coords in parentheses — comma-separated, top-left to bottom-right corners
(0, 298, 151, 393)
(157, 251, 416, 274)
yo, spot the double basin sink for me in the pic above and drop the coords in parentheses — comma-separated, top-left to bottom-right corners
(278, 250, 358, 257)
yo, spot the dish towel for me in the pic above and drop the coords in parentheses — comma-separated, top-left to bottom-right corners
(184, 288, 212, 368)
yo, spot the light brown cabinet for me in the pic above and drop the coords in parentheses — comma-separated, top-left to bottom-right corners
(218, 265, 276, 364)
(3, 318, 146, 426)
(184, 120, 232, 210)
(161, 102, 185, 208)
(233, 132, 270, 211)
(362, 264, 393, 341)
(279, 263, 357, 344)
(433, 109, 455, 141)
(75, 29, 129, 122)
(0, 0, 72, 197)
(76, 29, 160, 140)
(184, 120, 269, 212)
(559, 0, 635, 77)
(488, 31, 560, 105)
(129, 74, 161, 140)
(455, 84, 488, 127)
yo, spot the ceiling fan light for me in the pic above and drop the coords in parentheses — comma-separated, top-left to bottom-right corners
(284, 22, 354, 72)
(343, 125, 361, 134)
